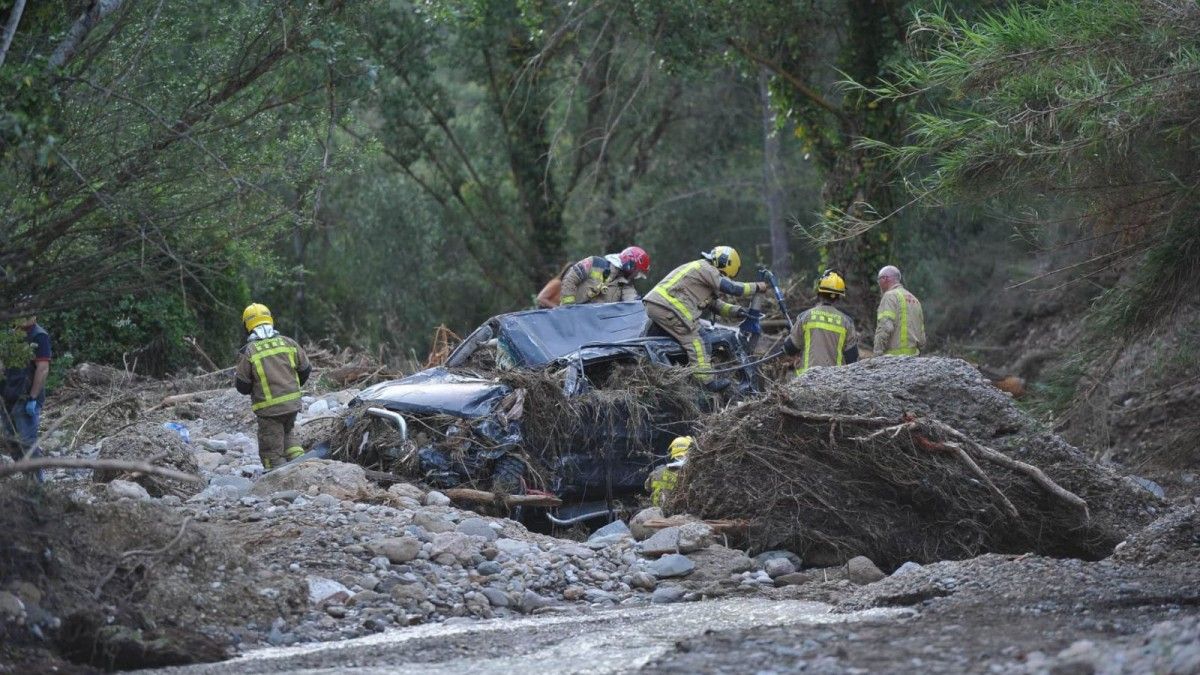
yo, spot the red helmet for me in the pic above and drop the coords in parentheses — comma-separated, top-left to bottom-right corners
(618, 246, 651, 279)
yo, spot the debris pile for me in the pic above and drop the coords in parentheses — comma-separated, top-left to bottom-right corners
(329, 363, 705, 496)
(670, 357, 1159, 568)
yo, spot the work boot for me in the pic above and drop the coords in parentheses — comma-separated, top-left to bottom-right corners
(704, 378, 732, 393)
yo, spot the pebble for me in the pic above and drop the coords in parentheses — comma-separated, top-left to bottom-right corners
(423, 491, 452, 507)
(648, 554, 695, 579)
(652, 586, 686, 604)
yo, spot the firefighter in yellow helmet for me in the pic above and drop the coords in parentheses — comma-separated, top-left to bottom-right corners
(234, 303, 312, 470)
(642, 246, 768, 392)
(780, 270, 859, 375)
(646, 436, 693, 508)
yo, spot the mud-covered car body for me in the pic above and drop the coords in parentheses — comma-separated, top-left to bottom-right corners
(352, 301, 757, 522)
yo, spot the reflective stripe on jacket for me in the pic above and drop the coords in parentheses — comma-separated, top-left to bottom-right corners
(644, 260, 755, 328)
(789, 302, 857, 375)
(235, 334, 310, 417)
(874, 285, 926, 356)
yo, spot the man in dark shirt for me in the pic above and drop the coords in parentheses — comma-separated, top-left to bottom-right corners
(3, 312, 52, 476)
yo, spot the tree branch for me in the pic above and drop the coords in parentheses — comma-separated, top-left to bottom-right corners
(0, 0, 27, 68)
(726, 38, 846, 121)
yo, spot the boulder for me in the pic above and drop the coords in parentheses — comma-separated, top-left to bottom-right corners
(519, 590, 551, 613)
(754, 550, 803, 570)
(251, 459, 380, 501)
(457, 517, 499, 542)
(629, 507, 664, 541)
(387, 482, 425, 502)
(648, 554, 695, 579)
(423, 490, 451, 507)
(652, 586, 686, 604)
(764, 558, 797, 579)
(307, 576, 351, 605)
(430, 532, 475, 565)
(590, 520, 632, 541)
(481, 588, 509, 608)
(677, 522, 714, 552)
(367, 537, 421, 564)
(892, 561, 923, 577)
(413, 512, 456, 534)
(847, 555, 886, 585)
(106, 480, 151, 502)
(640, 527, 680, 557)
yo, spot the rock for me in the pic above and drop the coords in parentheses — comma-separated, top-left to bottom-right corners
(423, 490, 451, 507)
(680, 545, 754, 585)
(430, 532, 475, 565)
(251, 459, 380, 501)
(481, 588, 509, 608)
(584, 589, 618, 603)
(629, 572, 657, 590)
(270, 490, 301, 503)
(555, 543, 596, 560)
(640, 527, 681, 557)
(652, 586, 686, 604)
(367, 537, 421, 564)
(5, 581, 41, 606)
(307, 576, 351, 605)
(754, 550, 804, 570)
(106, 479, 151, 501)
(389, 584, 428, 606)
(648, 554, 695, 579)
(520, 590, 551, 613)
(677, 522, 714, 553)
(893, 561, 923, 577)
(590, 520, 631, 541)
(387, 482, 425, 502)
(629, 507, 664, 541)
(563, 586, 587, 601)
(413, 512, 455, 534)
(476, 561, 502, 576)
(194, 451, 223, 472)
(495, 539, 532, 557)
(774, 572, 810, 587)
(348, 590, 384, 607)
(0, 591, 25, 622)
(847, 555, 886, 585)
(764, 558, 797, 579)
(325, 605, 347, 618)
(1127, 475, 1166, 500)
(457, 517, 499, 542)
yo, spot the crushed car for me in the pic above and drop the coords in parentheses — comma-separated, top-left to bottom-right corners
(337, 300, 760, 527)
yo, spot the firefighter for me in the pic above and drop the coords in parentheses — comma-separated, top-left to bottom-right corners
(781, 270, 858, 375)
(874, 265, 926, 357)
(646, 435, 693, 508)
(234, 303, 312, 470)
(559, 246, 652, 306)
(643, 246, 768, 392)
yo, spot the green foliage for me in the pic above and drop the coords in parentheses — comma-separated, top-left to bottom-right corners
(49, 294, 199, 375)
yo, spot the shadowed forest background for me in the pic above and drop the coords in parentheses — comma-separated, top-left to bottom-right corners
(2, 0, 1198, 467)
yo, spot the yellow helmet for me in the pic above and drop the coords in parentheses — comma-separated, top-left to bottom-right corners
(702, 246, 741, 278)
(668, 435, 695, 460)
(817, 270, 846, 297)
(242, 303, 273, 331)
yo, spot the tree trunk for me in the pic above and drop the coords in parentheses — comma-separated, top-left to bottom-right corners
(0, 0, 27, 68)
(48, 0, 126, 70)
(759, 68, 791, 280)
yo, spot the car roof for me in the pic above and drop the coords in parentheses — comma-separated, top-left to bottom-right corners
(493, 301, 649, 367)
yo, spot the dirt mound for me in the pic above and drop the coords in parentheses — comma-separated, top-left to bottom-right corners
(1111, 504, 1199, 567)
(94, 425, 201, 498)
(0, 482, 303, 670)
(670, 357, 1159, 569)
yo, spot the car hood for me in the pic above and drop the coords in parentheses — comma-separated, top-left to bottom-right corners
(354, 367, 511, 418)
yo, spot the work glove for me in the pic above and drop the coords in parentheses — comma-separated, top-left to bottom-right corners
(24, 399, 40, 417)
(733, 307, 750, 319)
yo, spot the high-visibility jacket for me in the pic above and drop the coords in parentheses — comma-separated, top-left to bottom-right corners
(646, 464, 680, 508)
(235, 332, 311, 417)
(787, 302, 857, 375)
(643, 260, 756, 329)
(874, 284, 926, 356)
(559, 255, 637, 305)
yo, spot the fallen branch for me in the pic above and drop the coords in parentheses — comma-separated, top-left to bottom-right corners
(0, 457, 202, 483)
(921, 417, 1090, 520)
(445, 487, 562, 508)
(162, 387, 230, 406)
(641, 517, 750, 533)
(914, 434, 1020, 519)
